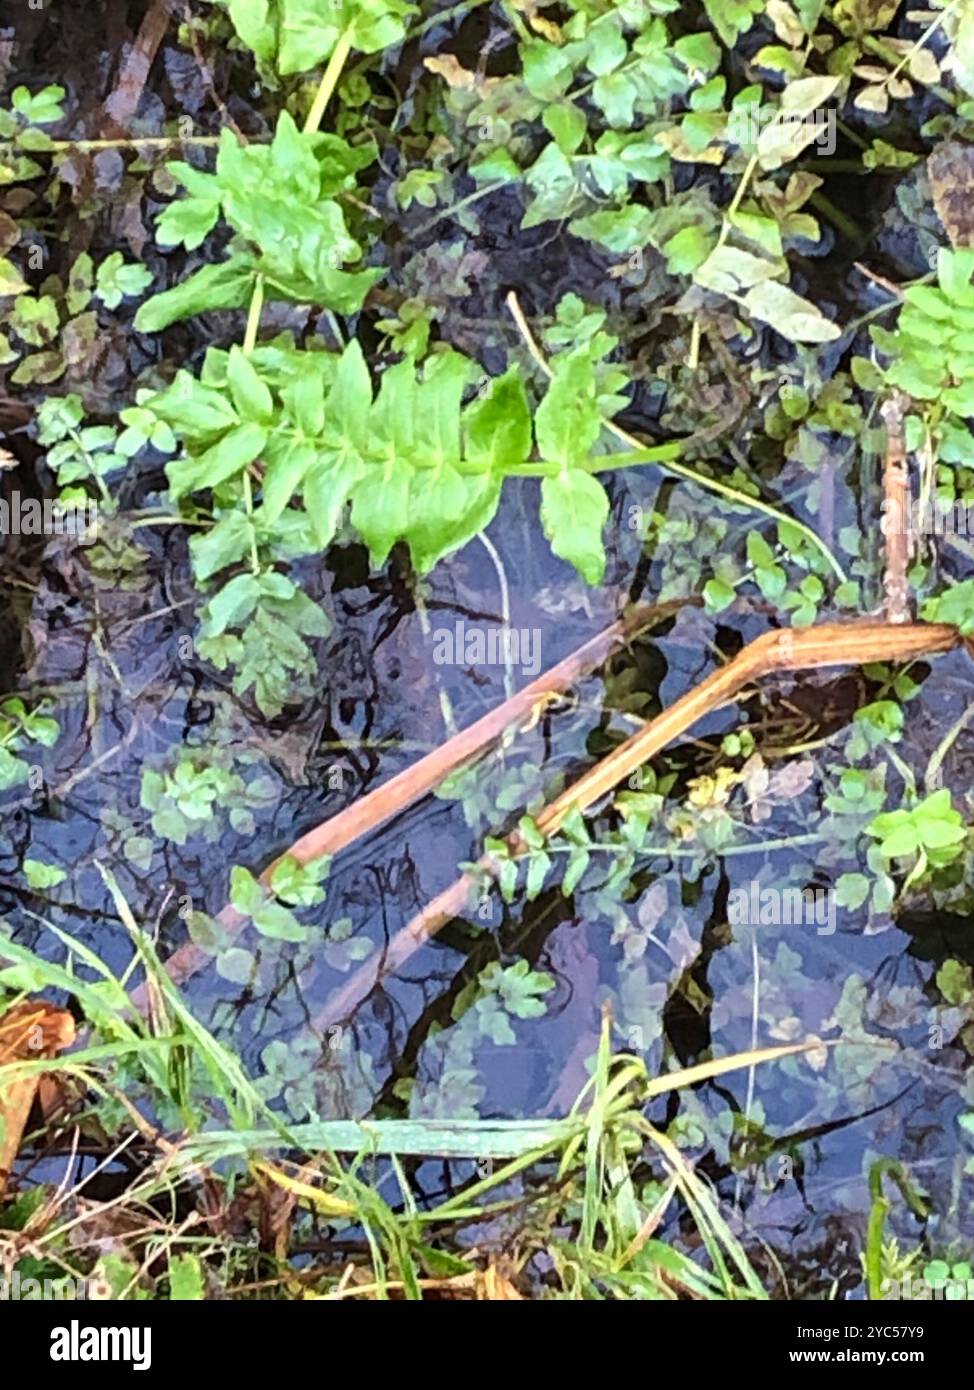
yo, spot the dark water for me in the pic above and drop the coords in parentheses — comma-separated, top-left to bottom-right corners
(2, 0, 974, 1289)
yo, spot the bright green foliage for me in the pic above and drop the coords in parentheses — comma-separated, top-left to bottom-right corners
(144, 327, 634, 598)
(94, 253, 153, 310)
(36, 393, 122, 500)
(868, 790, 967, 868)
(269, 853, 329, 908)
(135, 114, 380, 331)
(0, 698, 59, 792)
(167, 1253, 205, 1302)
(877, 249, 974, 419)
(701, 0, 765, 47)
(230, 863, 311, 941)
(0, 84, 64, 184)
(23, 859, 67, 890)
(921, 578, 974, 634)
(220, 0, 416, 74)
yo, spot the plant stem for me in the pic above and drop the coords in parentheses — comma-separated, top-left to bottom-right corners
(228, 31, 354, 576)
(304, 27, 355, 135)
(241, 273, 265, 573)
(243, 272, 264, 356)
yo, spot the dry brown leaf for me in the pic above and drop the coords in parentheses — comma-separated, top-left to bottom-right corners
(509, 0, 563, 42)
(928, 140, 974, 249)
(0, 999, 75, 1196)
(476, 1261, 525, 1300)
(423, 55, 501, 96)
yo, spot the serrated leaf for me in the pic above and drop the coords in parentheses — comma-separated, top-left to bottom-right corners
(169, 421, 268, 501)
(535, 350, 603, 468)
(135, 257, 256, 333)
(201, 573, 261, 637)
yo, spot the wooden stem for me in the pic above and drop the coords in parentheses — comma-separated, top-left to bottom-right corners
(310, 620, 962, 1034)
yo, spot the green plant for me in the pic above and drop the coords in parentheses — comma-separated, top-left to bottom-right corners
(0, 698, 59, 792)
(140, 751, 277, 847)
(867, 788, 968, 887)
(134, 113, 380, 332)
(36, 392, 122, 507)
(874, 248, 974, 447)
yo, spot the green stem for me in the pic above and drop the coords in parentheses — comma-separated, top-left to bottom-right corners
(865, 1158, 929, 1300)
(304, 27, 356, 135)
(414, 179, 517, 236)
(241, 273, 265, 574)
(225, 29, 354, 581)
(809, 189, 864, 243)
(243, 272, 265, 356)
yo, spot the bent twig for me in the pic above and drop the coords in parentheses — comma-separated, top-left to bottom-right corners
(137, 599, 691, 1001)
(311, 620, 963, 1034)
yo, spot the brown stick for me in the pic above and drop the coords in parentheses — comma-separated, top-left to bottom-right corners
(135, 599, 691, 1001)
(880, 393, 913, 624)
(311, 620, 962, 1033)
(102, 0, 176, 134)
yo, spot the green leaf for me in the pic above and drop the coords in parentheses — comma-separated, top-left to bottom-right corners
(191, 511, 257, 581)
(834, 872, 870, 909)
(327, 338, 373, 452)
(463, 370, 532, 471)
(540, 468, 610, 585)
(135, 257, 256, 333)
(10, 85, 65, 126)
(415, 351, 471, 469)
(936, 959, 973, 1007)
(230, 864, 264, 916)
(168, 1253, 205, 1301)
(225, 0, 277, 64)
(253, 899, 307, 941)
(23, 859, 67, 890)
(742, 281, 841, 343)
(216, 946, 256, 984)
(704, 577, 736, 611)
(281, 362, 326, 437)
(695, 245, 779, 294)
(406, 469, 502, 574)
(664, 225, 718, 275)
(201, 573, 261, 636)
(304, 452, 364, 549)
(921, 579, 974, 635)
(226, 345, 274, 423)
(542, 103, 587, 155)
(0, 748, 30, 791)
(94, 252, 153, 309)
(261, 437, 316, 523)
(169, 421, 268, 501)
(535, 350, 603, 468)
